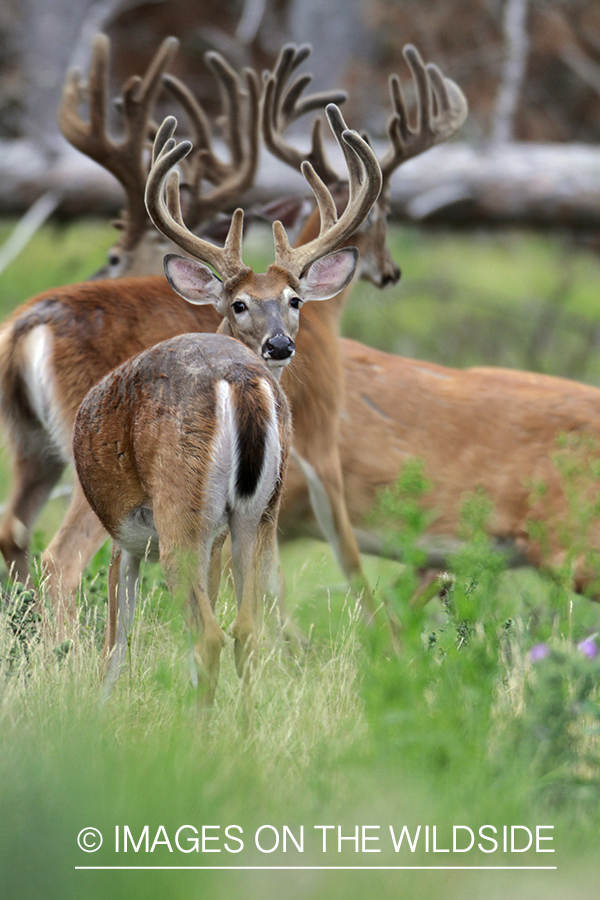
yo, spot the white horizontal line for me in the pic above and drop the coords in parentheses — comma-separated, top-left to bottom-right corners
(75, 865, 558, 871)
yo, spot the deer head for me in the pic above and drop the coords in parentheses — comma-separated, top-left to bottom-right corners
(145, 106, 382, 377)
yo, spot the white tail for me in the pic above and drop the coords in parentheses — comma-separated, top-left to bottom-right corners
(70, 107, 381, 697)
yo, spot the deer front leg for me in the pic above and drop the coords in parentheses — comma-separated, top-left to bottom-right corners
(41, 480, 109, 639)
(290, 447, 377, 620)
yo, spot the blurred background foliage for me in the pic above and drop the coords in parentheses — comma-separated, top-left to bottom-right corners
(2, 0, 600, 143)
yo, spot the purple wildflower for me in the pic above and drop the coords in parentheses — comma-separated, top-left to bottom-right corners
(529, 643, 550, 663)
(577, 637, 599, 660)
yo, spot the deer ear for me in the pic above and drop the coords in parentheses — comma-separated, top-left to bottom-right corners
(164, 254, 224, 306)
(299, 247, 358, 302)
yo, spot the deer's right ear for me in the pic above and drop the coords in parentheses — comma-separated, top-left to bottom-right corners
(164, 254, 224, 306)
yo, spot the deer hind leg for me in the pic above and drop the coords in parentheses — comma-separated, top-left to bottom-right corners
(291, 447, 377, 619)
(41, 479, 109, 639)
(0, 449, 65, 586)
(208, 530, 228, 610)
(159, 530, 227, 707)
(101, 545, 140, 696)
(228, 512, 278, 733)
(229, 512, 278, 682)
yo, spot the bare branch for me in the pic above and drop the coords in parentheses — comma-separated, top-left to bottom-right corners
(0, 191, 62, 276)
(560, 41, 600, 98)
(492, 0, 530, 143)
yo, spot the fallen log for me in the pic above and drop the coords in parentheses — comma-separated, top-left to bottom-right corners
(1, 138, 600, 229)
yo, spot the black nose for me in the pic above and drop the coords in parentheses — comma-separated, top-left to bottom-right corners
(263, 334, 295, 361)
(381, 266, 401, 287)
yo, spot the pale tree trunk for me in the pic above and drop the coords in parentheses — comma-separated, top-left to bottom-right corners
(492, 0, 530, 143)
(18, 0, 157, 147)
(287, 0, 372, 122)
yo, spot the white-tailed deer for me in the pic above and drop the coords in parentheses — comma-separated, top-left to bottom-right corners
(72, 109, 381, 697)
(0, 36, 265, 602)
(0, 42, 465, 629)
(280, 340, 600, 599)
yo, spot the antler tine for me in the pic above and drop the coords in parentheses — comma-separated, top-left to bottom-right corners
(270, 44, 310, 122)
(378, 43, 468, 186)
(150, 114, 177, 166)
(59, 33, 179, 249)
(125, 35, 180, 128)
(204, 51, 245, 171)
(161, 73, 213, 161)
(261, 43, 347, 185)
(273, 104, 382, 278)
(145, 116, 248, 281)
(59, 34, 110, 160)
(326, 104, 365, 192)
(195, 66, 260, 208)
(425, 63, 469, 140)
(162, 55, 260, 229)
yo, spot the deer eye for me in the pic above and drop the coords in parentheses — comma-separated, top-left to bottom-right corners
(108, 252, 121, 268)
(289, 295, 302, 310)
(232, 300, 247, 314)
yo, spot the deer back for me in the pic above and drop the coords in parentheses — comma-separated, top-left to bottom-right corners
(73, 332, 291, 555)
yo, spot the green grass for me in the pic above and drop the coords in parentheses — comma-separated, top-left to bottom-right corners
(344, 228, 600, 381)
(0, 218, 599, 899)
(0, 218, 113, 307)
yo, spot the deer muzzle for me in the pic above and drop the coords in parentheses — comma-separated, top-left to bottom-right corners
(262, 334, 295, 364)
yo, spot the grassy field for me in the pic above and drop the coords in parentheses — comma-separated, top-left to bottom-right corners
(0, 219, 599, 899)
